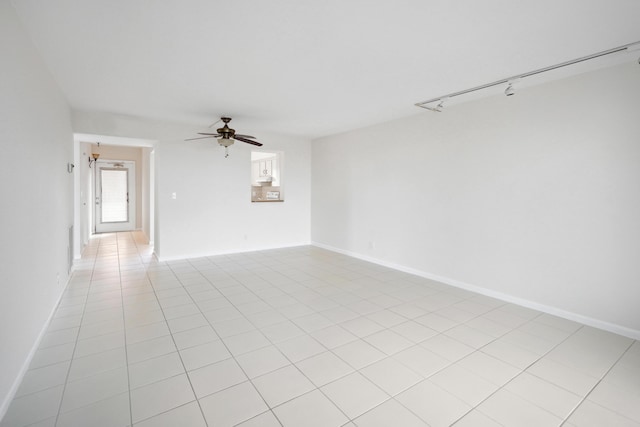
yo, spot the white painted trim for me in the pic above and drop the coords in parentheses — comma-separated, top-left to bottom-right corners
(74, 133, 156, 148)
(311, 241, 640, 340)
(0, 274, 73, 420)
(156, 241, 311, 262)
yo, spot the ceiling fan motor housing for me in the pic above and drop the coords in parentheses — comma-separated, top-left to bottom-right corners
(217, 117, 236, 141)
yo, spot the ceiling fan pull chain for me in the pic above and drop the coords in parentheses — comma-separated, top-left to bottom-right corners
(225, 146, 229, 158)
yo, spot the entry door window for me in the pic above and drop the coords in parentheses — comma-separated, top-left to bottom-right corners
(101, 169, 128, 222)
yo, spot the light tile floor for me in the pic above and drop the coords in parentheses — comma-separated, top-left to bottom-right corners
(2, 231, 639, 426)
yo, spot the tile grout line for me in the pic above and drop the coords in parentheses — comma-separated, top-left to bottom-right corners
(186, 255, 345, 425)
(52, 234, 100, 426)
(194, 254, 359, 423)
(557, 339, 636, 426)
(449, 322, 588, 426)
(188, 250, 497, 425)
(129, 246, 574, 426)
(183, 257, 285, 426)
(132, 249, 212, 426)
(118, 232, 135, 427)
(23, 237, 634, 427)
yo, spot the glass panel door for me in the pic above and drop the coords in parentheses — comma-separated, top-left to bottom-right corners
(95, 161, 136, 233)
(100, 169, 128, 222)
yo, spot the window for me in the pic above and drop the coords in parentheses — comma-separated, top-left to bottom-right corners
(251, 151, 283, 202)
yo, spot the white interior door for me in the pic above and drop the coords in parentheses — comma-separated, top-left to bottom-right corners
(95, 161, 135, 233)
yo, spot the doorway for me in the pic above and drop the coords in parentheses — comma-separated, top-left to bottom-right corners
(73, 133, 156, 260)
(94, 160, 136, 233)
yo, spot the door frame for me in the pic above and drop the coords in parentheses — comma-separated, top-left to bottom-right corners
(94, 159, 136, 233)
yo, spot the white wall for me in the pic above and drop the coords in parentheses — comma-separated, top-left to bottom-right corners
(72, 111, 312, 260)
(312, 61, 640, 338)
(0, 0, 74, 416)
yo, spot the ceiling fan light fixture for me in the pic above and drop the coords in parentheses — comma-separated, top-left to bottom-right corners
(217, 137, 234, 147)
(218, 137, 234, 158)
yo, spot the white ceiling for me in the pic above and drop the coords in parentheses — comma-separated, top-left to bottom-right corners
(11, 0, 640, 139)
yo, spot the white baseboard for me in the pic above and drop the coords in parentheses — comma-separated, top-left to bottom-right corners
(0, 275, 72, 420)
(312, 241, 640, 340)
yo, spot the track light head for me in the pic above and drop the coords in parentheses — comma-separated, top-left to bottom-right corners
(423, 99, 445, 113)
(504, 83, 515, 97)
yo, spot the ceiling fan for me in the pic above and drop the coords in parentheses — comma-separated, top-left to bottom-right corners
(186, 117, 263, 157)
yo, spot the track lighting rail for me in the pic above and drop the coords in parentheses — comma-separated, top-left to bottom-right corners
(415, 40, 640, 111)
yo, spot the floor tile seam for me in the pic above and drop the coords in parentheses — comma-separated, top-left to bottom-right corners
(574, 399, 640, 425)
(51, 235, 102, 426)
(55, 390, 130, 420)
(74, 322, 126, 341)
(103, 245, 599, 424)
(180, 257, 363, 419)
(522, 360, 600, 397)
(64, 358, 129, 385)
(129, 370, 190, 393)
(258, 306, 449, 383)
(239, 409, 283, 427)
(124, 320, 172, 345)
(354, 395, 442, 427)
(152, 258, 227, 425)
(436, 310, 547, 367)
(181, 257, 301, 414)
(440, 360, 512, 390)
(316, 384, 393, 423)
(269, 386, 355, 425)
(392, 343, 458, 379)
(368, 340, 519, 424)
(464, 407, 506, 427)
(37, 333, 82, 351)
(117, 232, 138, 426)
(77, 309, 126, 322)
(558, 339, 637, 424)
(294, 350, 357, 386)
(484, 323, 584, 372)
(419, 375, 505, 426)
(456, 324, 597, 425)
(59, 294, 90, 308)
(183, 259, 305, 344)
(456, 299, 535, 330)
(129, 399, 199, 426)
(11, 379, 70, 403)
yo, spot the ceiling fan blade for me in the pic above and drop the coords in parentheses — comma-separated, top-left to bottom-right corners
(197, 132, 221, 136)
(234, 134, 256, 139)
(234, 136, 263, 146)
(208, 118, 222, 128)
(185, 136, 215, 141)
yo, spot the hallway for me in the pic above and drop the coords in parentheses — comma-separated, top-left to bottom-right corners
(2, 232, 638, 426)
